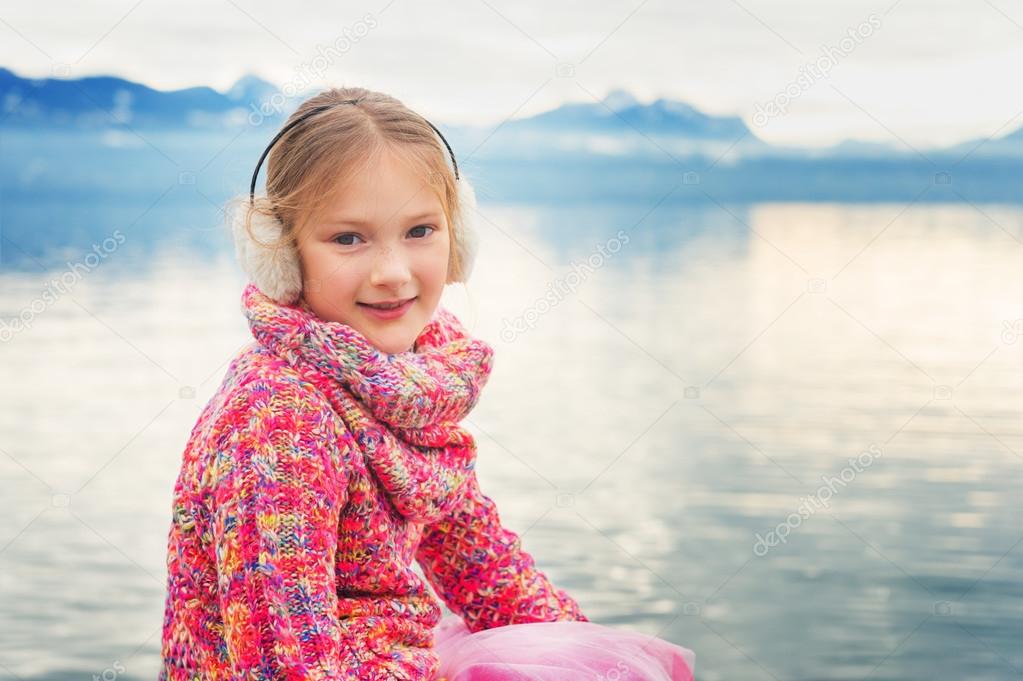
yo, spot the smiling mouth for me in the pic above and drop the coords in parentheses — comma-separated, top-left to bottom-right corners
(358, 297, 416, 310)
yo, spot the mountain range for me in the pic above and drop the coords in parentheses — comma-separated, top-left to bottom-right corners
(3, 66, 1020, 163)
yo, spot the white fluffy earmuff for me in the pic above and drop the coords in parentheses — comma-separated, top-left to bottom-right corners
(230, 174, 480, 305)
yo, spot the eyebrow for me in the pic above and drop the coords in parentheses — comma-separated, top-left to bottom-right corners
(325, 211, 442, 226)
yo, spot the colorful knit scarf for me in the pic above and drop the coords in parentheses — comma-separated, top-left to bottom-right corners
(241, 283, 495, 524)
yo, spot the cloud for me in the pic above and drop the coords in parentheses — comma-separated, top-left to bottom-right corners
(2, 0, 1020, 147)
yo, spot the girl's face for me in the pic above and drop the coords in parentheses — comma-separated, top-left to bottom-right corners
(296, 150, 451, 354)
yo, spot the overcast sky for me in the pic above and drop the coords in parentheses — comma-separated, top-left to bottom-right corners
(2, 0, 1022, 149)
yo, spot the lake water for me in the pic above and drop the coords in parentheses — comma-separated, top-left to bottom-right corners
(2, 145, 1022, 679)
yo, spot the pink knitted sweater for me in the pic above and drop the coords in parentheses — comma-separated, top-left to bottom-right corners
(159, 284, 587, 680)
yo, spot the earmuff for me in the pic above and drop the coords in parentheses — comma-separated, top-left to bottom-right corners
(230, 99, 479, 305)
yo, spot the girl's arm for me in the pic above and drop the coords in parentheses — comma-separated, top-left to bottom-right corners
(210, 382, 355, 677)
(414, 469, 589, 632)
(209, 383, 476, 678)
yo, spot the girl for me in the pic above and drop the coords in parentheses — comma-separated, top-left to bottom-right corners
(159, 87, 695, 680)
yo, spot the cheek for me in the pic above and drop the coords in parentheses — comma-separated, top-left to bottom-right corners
(418, 246, 450, 284)
(300, 245, 357, 291)
(427, 236, 452, 271)
(321, 259, 366, 292)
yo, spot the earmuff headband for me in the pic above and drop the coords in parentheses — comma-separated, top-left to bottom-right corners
(248, 98, 461, 203)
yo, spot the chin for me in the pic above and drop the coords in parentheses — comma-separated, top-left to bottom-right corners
(360, 323, 418, 354)
(370, 337, 415, 354)
(358, 306, 434, 354)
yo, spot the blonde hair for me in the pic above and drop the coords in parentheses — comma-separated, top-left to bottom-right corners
(228, 86, 469, 283)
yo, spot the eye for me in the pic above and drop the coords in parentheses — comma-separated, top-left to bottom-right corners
(408, 224, 435, 239)
(332, 233, 364, 246)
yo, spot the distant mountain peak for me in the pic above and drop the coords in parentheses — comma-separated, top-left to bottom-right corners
(511, 88, 754, 143)
(1003, 125, 1023, 141)
(650, 98, 699, 119)
(601, 88, 639, 113)
(224, 73, 278, 103)
(0, 65, 286, 129)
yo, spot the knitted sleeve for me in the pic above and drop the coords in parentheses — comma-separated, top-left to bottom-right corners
(211, 381, 350, 678)
(414, 469, 588, 632)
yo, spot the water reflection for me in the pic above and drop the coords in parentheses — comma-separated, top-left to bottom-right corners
(1, 198, 1021, 679)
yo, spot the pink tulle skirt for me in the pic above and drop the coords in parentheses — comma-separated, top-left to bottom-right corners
(433, 614, 696, 681)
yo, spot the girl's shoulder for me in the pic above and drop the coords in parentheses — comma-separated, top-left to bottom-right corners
(189, 342, 348, 461)
(170, 344, 350, 531)
(212, 341, 330, 408)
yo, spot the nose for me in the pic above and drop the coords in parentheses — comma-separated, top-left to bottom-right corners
(368, 243, 412, 289)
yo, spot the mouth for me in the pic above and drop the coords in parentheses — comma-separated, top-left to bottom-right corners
(357, 296, 417, 320)
(358, 297, 416, 309)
